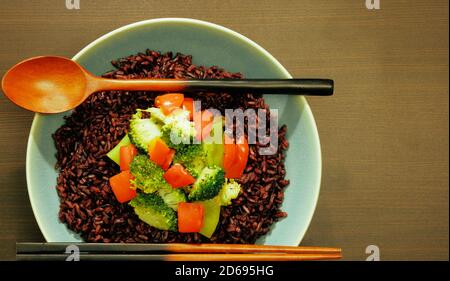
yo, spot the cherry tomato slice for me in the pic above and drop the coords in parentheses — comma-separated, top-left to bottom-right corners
(148, 137, 173, 170)
(109, 170, 137, 203)
(182, 97, 194, 120)
(178, 202, 205, 233)
(161, 149, 176, 171)
(194, 110, 214, 141)
(223, 134, 237, 171)
(223, 135, 249, 179)
(119, 144, 138, 171)
(155, 93, 184, 115)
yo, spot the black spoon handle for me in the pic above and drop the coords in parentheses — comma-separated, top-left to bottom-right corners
(182, 79, 334, 96)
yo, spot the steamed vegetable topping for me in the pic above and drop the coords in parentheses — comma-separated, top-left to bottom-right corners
(182, 97, 194, 120)
(129, 110, 162, 153)
(194, 109, 215, 141)
(199, 197, 221, 238)
(173, 143, 207, 178)
(164, 164, 196, 188)
(160, 113, 197, 151)
(155, 93, 184, 115)
(109, 170, 137, 203)
(219, 179, 241, 206)
(157, 186, 187, 211)
(119, 144, 138, 171)
(130, 155, 170, 193)
(204, 119, 225, 167)
(148, 137, 175, 170)
(223, 135, 249, 179)
(178, 202, 204, 233)
(189, 166, 225, 201)
(106, 134, 131, 165)
(106, 93, 249, 236)
(130, 193, 178, 231)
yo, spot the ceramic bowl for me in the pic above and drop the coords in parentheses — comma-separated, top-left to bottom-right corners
(26, 18, 322, 245)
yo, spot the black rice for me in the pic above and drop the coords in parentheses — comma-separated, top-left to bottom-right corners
(53, 50, 289, 243)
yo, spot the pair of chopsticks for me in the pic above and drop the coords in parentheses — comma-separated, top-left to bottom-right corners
(16, 243, 342, 261)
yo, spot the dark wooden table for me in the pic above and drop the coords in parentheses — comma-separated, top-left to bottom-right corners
(0, 0, 448, 260)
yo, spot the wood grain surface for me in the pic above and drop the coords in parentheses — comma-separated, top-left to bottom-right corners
(0, 0, 448, 260)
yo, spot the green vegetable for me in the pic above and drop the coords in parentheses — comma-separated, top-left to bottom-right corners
(129, 110, 161, 153)
(158, 186, 186, 211)
(204, 143, 224, 167)
(219, 179, 242, 206)
(160, 120, 197, 151)
(130, 155, 170, 193)
(106, 134, 131, 165)
(130, 193, 177, 231)
(153, 107, 196, 151)
(199, 197, 221, 238)
(148, 107, 189, 125)
(130, 155, 186, 210)
(189, 166, 225, 201)
(204, 118, 224, 167)
(176, 118, 224, 175)
(147, 107, 166, 124)
(173, 144, 207, 178)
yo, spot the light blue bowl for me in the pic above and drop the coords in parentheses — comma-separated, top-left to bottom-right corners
(26, 18, 321, 245)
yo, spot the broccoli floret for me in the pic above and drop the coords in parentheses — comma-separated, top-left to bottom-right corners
(173, 144, 207, 178)
(188, 166, 225, 201)
(219, 179, 241, 206)
(160, 113, 205, 177)
(128, 110, 162, 153)
(165, 108, 191, 124)
(149, 107, 195, 151)
(147, 107, 166, 124)
(158, 186, 186, 210)
(147, 107, 190, 124)
(130, 156, 186, 210)
(160, 120, 197, 151)
(130, 155, 170, 193)
(130, 193, 177, 231)
(158, 107, 196, 149)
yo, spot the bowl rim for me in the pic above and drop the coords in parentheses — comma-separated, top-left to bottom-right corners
(26, 18, 322, 245)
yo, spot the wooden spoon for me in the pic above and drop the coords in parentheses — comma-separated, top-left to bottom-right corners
(1, 56, 334, 113)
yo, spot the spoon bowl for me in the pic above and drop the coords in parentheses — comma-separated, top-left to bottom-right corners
(2, 56, 89, 113)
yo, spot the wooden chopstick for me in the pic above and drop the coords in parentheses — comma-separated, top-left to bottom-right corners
(16, 253, 342, 261)
(166, 244, 341, 254)
(16, 243, 342, 261)
(17, 243, 341, 254)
